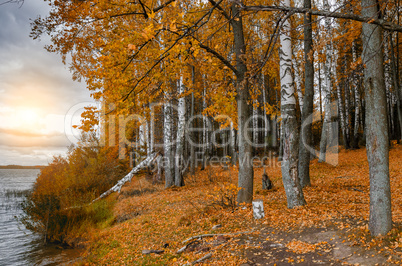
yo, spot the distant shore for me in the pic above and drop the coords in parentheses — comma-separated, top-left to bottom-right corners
(0, 165, 45, 169)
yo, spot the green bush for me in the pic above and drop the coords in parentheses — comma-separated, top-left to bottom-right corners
(20, 133, 129, 244)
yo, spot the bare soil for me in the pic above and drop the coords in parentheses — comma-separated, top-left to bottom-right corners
(239, 221, 401, 265)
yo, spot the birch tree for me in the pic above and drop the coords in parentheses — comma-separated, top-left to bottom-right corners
(334, 50, 349, 150)
(175, 77, 186, 187)
(352, 41, 361, 148)
(163, 90, 174, 188)
(318, 0, 334, 162)
(279, 0, 306, 208)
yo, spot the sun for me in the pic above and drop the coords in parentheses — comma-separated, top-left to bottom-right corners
(15, 108, 41, 129)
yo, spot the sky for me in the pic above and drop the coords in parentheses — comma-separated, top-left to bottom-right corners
(0, 0, 94, 165)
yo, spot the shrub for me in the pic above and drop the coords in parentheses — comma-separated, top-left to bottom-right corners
(20, 133, 129, 244)
(207, 182, 241, 212)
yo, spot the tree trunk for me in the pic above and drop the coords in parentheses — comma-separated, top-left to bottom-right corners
(352, 42, 361, 149)
(390, 35, 402, 142)
(230, 122, 236, 165)
(279, 0, 306, 208)
(253, 99, 258, 149)
(362, 0, 392, 236)
(190, 67, 196, 175)
(232, 2, 254, 204)
(334, 51, 348, 150)
(384, 35, 394, 141)
(343, 54, 351, 149)
(319, 0, 333, 163)
(262, 74, 269, 155)
(163, 90, 174, 188)
(175, 77, 186, 187)
(149, 103, 155, 154)
(298, 0, 314, 188)
(202, 79, 209, 171)
(292, 55, 304, 113)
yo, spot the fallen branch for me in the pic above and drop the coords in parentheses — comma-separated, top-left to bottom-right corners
(93, 152, 160, 203)
(335, 175, 353, 179)
(176, 240, 201, 254)
(182, 231, 253, 244)
(142, 249, 164, 255)
(351, 188, 364, 193)
(192, 253, 212, 265)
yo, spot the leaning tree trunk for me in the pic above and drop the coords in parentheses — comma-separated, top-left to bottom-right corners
(279, 0, 306, 208)
(232, 2, 254, 204)
(362, 0, 392, 237)
(175, 77, 186, 187)
(298, 0, 314, 188)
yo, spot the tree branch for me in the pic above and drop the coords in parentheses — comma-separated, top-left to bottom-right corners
(235, 2, 402, 33)
(207, 0, 231, 22)
(198, 42, 239, 76)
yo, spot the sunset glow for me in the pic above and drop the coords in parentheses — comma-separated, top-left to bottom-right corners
(16, 108, 39, 127)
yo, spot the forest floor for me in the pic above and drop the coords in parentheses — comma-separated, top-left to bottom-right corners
(75, 144, 402, 265)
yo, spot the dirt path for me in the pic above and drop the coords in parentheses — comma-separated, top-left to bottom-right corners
(239, 225, 400, 265)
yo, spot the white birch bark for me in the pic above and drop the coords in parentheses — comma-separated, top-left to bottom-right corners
(149, 103, 155, 154)
(175, 76, 186, 186)
(230, 121, 236, 165)
(345, 78, 351, 142)
(334, 52, 348, 149)
(202, 79, 209, 170)
(279, 0, 305, 208)
(139, 123, 146, 154)
(262, 74, 268, 150)
(94, 153, 159, 202)
(163, 90, 174, 188)
(319, 0, 333, 162)
(253, 99, 258, 145)
(352, 41, 361, 148)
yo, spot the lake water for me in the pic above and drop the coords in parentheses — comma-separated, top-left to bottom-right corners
(0, 169, 82, 265)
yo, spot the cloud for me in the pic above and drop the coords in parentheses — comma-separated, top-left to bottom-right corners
(0, 130, 70, 148)
(0, 127, 62, 138)
(0, 145, 67, 166)
(0, 0, 94, 165)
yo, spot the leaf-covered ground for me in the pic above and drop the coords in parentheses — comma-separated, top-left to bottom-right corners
(77, 145, 402, 265)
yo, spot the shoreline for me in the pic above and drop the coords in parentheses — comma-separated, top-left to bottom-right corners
(0, 165, 45, 170)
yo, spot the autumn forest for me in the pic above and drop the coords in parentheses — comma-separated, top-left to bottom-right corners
(20, 0, 402, 264)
